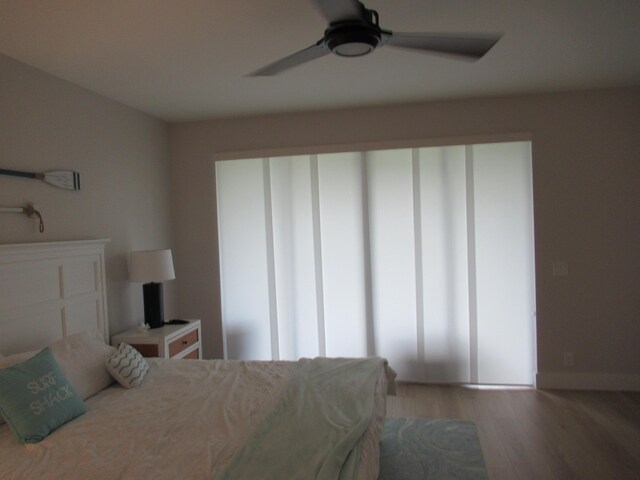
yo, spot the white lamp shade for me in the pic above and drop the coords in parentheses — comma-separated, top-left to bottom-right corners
(129, 249, 175, 283)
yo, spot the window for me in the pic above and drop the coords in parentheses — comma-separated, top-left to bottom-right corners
(216, 141, 535, 385)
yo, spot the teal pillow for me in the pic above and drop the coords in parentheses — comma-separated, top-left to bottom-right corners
(0, 347, 87, 443)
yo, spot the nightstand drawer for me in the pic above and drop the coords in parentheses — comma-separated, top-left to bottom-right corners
(182, 348, 200, 360)
(129, 343, 160, 357)
(168, 328, 199, 358)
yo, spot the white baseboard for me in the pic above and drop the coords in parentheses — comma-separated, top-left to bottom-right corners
(536, 372, 640, 391)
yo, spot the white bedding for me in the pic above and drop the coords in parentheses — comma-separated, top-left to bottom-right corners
(0, 358, 392, 480)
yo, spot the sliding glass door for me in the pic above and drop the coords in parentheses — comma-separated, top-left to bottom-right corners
(216, 141, 535, 385)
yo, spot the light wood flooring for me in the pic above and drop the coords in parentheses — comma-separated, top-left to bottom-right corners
(386, 383, 640, 479)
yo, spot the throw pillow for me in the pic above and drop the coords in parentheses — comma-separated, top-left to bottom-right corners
(105, 343, 149, 388)
(0, 348, 86, 443)
(50, 332, 116, 400)
(0, 351, 38, 369)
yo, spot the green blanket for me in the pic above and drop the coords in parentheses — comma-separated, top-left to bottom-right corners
(217, 357, 385, 480)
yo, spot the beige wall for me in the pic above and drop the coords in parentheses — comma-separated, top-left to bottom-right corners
(170, 87, 640, 387)
(0, 54, 176, 336)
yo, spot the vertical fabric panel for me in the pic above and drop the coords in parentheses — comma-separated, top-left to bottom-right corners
(367, 149, 419, 381)
(473, 142, 535, 385)
(310, 155, 327, 357)
(465, 146, 479, 384)
(360, 157, 375, 357)
(317, 152, 368, 357)
(411, 151, 425, 371)
(419, 146, 471, 383)
(262, 159, 279, 360)
(215, 159, 272, 360)
(270, 156, 320, 360)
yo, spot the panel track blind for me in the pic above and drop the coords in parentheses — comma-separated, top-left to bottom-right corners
(216, 142, 535, 384)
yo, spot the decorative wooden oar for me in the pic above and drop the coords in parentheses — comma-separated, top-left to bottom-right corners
(0, 168, 80, 190)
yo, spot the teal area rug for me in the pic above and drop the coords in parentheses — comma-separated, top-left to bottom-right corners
(379, 418, 489, 480)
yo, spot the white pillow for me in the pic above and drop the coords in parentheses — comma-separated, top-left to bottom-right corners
(105, 343, 149, 388)
(0, 351, 37, 369)
(49, 332, 116, 400)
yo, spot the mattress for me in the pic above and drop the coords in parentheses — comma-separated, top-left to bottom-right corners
(0, 357, 393, 479)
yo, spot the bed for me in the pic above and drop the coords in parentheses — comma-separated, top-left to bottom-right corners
(0, 240, 395, 479)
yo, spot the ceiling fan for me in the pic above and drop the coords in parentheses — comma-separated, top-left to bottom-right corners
(249, 0, 502, 76)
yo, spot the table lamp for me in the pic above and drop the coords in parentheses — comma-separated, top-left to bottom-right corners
(129, 249, 175, 329)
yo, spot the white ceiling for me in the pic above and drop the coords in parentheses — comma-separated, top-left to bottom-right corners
(1, 0, 639, 122)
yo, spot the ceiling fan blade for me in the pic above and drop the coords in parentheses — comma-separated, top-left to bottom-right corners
(383, 32, 502, 60)
(248, 41, 330, 76)
(311, 0, 364, 23)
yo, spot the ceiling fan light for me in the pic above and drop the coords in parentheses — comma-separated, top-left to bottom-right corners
(334, 42, 374, 57)
(326, 25, 381, 57)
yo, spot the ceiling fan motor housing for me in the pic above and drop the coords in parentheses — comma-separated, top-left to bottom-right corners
(325, 22, 382, 57)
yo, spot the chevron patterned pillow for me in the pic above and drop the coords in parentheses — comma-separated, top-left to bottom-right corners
(105, 343, 149, 388)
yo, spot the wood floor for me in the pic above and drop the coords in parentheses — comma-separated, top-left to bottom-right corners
(386, 383, 640, 480)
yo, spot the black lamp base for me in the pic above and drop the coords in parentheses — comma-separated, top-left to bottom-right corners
(142, 282, 164, 329)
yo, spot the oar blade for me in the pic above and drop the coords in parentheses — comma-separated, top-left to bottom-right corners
(43, 170, 81, 190)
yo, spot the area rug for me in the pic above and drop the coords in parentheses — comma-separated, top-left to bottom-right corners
(379, 418, 489, 480)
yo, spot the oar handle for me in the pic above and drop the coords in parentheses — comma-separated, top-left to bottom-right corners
(0, 168, 37, 179)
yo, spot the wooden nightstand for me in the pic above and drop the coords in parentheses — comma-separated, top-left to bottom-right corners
(111, 319, 202, 359)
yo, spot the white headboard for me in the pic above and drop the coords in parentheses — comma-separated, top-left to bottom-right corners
(0, 239, 110, 356)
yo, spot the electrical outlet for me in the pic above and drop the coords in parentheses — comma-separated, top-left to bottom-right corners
(563, 351, 574, 367)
